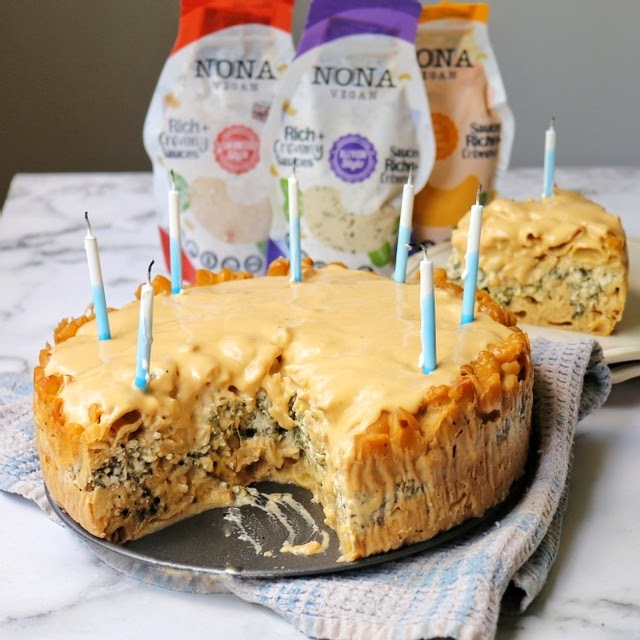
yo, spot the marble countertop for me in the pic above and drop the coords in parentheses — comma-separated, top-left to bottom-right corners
(1, 169, 638, 639)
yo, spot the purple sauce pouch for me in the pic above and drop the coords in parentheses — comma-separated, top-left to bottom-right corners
(262, 0, 434, 274)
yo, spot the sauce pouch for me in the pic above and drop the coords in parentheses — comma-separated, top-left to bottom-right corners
(262, 0, 434, 274)
(143, 0, 295, 279)
(413, 2, 514, 243)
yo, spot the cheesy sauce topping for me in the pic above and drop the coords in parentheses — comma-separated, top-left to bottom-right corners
(452, 188, 627, 286)
(45, 265, 514, 453)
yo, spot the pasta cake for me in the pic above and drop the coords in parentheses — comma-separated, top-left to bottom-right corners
(449, 188, 628, 335)
(34, 260, 533, 561)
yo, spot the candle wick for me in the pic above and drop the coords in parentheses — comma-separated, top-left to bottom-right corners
(407, 163, 414, 186)
(549, 116, 555, 129)
(147, 260, 155, 284)
(292, 157, 297, 177)
(476, 183, 483, 205)
(84, 211, 93, 235)
(170, 169, 176, 191)
(406, 241, 430, 260)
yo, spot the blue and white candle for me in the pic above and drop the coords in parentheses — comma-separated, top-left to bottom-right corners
(135, 261, 155, 392)
(169, 171, 182, 294)
(288, 160, 302, 283)
(408, 241, 437, 373)
(394, 166, 415, 283)
(84, 212, 111, 340)
(461, 186, 484, 325)
(542, 117, 556, 198)
(419, 248, 437, 374)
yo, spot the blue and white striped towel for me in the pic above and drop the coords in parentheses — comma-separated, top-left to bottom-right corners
(0, 337, 611, 640)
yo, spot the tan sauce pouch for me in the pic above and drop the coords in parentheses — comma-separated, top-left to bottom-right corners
(413, 2, 514, 243)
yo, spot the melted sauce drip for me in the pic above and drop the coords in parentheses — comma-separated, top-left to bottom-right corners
(223, 486, 330, 557)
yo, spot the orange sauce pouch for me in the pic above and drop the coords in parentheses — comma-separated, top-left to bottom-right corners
(412, 2, 514, 243)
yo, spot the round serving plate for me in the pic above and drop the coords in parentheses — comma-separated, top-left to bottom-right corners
(46, 477, 526, 593)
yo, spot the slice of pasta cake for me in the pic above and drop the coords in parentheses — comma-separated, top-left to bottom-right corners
(449, 188, 628, 335)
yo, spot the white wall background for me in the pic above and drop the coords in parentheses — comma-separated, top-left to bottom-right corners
(465, 0, 640, 168)
(1, 0, 638, 206)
